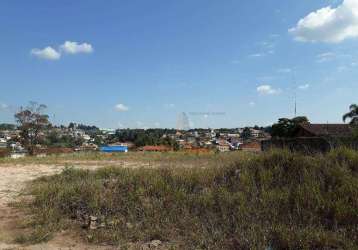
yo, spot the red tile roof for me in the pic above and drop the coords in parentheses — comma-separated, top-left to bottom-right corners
(299, 123, 353, 137)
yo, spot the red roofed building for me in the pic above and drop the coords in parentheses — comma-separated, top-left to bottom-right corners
(296, 123, 353, 138)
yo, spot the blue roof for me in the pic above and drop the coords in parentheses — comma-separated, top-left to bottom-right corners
(100, 146, 128, 152)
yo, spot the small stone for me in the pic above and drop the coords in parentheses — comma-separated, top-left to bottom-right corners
(89, 220, 97, 230)
(150, 240, 162, 247)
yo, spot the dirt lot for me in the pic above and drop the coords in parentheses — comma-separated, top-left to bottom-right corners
(0, 160, 152, 250)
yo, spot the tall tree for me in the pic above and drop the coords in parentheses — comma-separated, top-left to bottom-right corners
(14, 102, 50, 155)
(241, 127, 252, 140)
(343, 104, 358, 125)
(271, 116, 309, 138)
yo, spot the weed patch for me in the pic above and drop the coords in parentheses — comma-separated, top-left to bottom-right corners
(18, 149, 358, 249)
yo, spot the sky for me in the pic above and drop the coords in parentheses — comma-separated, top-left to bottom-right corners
(0, 0, 357, 129)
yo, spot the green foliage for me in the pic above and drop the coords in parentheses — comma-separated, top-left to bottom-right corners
(18, 149, 358, 249)
(271, 116, 309, 138)
(0, 123, 16, 131)
(14, 102, 50, 155)
(352, 126, 358, 140)
(44, 130, 84, 148)
(75, 124, 100, 136)
(109, 129, 178, 148)
(240, 127, 252, 140)
(343, 104, 358, 125)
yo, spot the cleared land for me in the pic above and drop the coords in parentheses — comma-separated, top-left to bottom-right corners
(0, 150, 357, 249)
(0, 152, 226, 249)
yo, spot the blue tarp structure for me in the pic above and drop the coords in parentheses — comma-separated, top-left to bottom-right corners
(100, 146, 128, 153)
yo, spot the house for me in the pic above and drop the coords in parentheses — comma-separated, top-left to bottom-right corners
(217, 141, 230, 152)
(262, 123, 355, 153)
(296, 123, 353, 138)
(0, 138, 7, 148)
(101, 128, 116, 135)
(250, 129, 261, 138)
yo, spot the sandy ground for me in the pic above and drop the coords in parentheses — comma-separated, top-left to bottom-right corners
(0, 161, 153, 250)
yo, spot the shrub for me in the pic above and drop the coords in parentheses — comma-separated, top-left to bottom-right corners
(18, 149, 358, 249)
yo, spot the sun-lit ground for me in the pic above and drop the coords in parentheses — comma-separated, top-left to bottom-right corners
(0, 151, 252, 250)
(0, 149, 357, 249)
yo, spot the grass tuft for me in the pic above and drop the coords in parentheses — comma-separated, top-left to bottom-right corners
(17, 149, 358, 249)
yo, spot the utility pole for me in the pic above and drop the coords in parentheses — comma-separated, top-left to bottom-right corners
(292, 72, 297, 118)
(294, 91, 297, 118)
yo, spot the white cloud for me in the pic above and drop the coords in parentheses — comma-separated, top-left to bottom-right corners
(31, 41, 93, 60)
(259, 41, 275, 49)
(249, 101, 256, 107)
(60, 41, 93, 54)
(31, 46, 61, 60)
(257, 85, 281, 95)
(249, 53, 265, 58)
(249, 51, 274, 58)
(115, 103, 129, 112)
(316, 52, 336, 63)
(289, 0, 358, 43)
(298, 84, 310, 90)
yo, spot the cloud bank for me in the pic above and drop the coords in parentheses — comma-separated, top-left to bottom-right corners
(298, 84, 310, 90)
(257, 85, 281, 95)
(60, 41, 93, 54)
(31, 41, 93, 60)
(289, 0, 358, 43)
(115, 103, 129, 112)
(31, 46, 61, 60)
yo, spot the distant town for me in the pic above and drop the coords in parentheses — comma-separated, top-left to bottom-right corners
(0, 121, 270, 157)
(0, 103, 357, 158)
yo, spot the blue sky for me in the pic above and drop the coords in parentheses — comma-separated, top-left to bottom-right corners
(0, 0, 357, 129)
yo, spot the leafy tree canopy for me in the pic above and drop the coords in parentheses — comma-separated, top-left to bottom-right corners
(14, 102, 51, 155)
(343, 104, 358, 125)
(271, 116, 309, 138)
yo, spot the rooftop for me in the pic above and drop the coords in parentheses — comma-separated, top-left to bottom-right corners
(299, 123, 353, 137)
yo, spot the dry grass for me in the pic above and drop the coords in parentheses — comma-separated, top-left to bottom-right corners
(0, 151, 224, 166)
(15, 149, 358, 249)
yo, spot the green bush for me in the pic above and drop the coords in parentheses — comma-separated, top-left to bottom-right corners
(19, 149, 358, 249)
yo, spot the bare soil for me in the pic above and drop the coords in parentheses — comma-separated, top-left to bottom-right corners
(0, 161, 152, 250)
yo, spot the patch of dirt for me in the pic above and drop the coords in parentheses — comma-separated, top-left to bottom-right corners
(0, 162, 151, 250)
